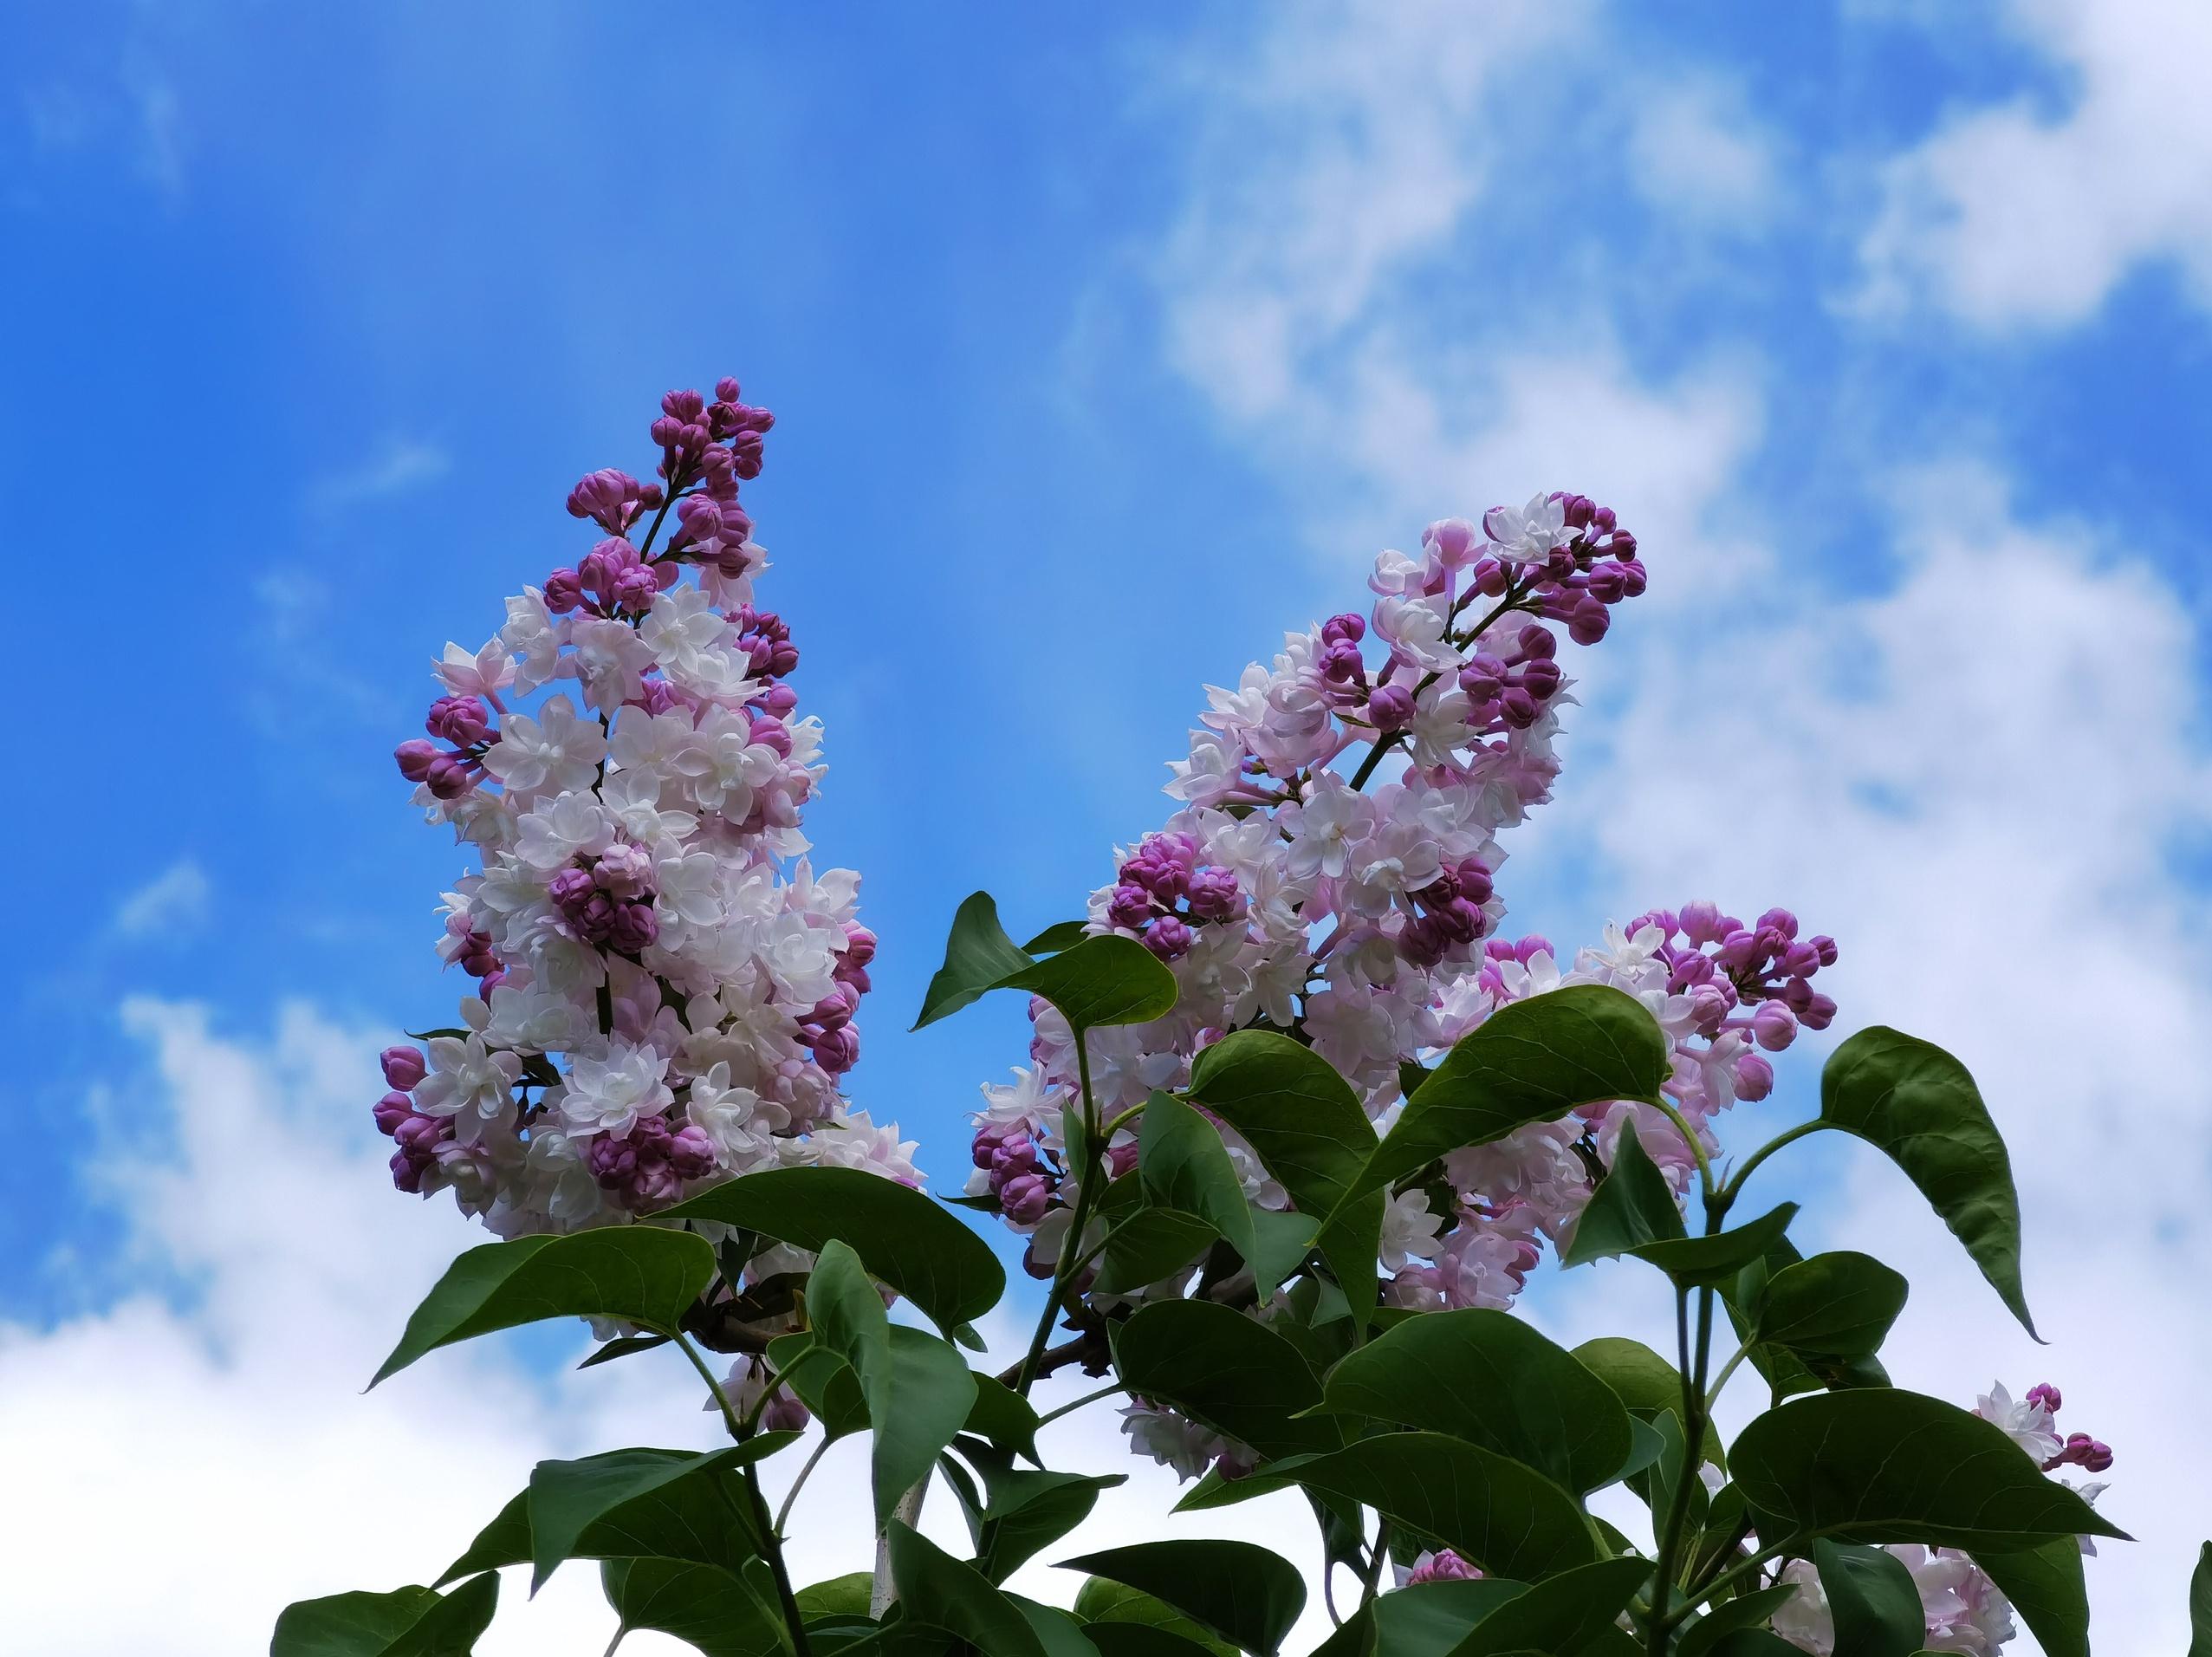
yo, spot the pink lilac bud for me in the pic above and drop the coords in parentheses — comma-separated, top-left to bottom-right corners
(594, 842, 654, 896)
(1518, 657, 1563, 699)
(426, 695, 490, 745)
(1186, 867, 1244, 923)
(425, 753, 475, 800)
(813, 1024, 860, 1074)
(759, 1378, 811, 1434)
(1459, 653, 1507, 701)
(380, 1045, 428, 1090)
(841, 924, 878, 968)
(548, 867, 594, 910)
(998, 1172, 1052, 1225)
(1109, 884, 1158, 930)
(1733, 1052, 1774, 1101)
(1498, 687, 1540, 729)
(2027, 1382, 2063, 1413)
(1406, 1550, 1482, 1586)
(1367, 683, 1417, 731)
(748, 714, 793, 757)
(669, 1123, 718, 1181)
(607, 901, 659, 954)
(638, 678, 687, 716)
(1750, 1002, 1799, 1052)
(587, 1134, 638, 1190)
(543, 568, 583, 612)
(373, 1090, 415, 1135)
(613, 564, 659, 613)
(1399, 915, 1448, 968)
(567, 468, 645, 532)
(1567, 595, 1611, 646)
(1144, 915, 1194, 961)
(394, 739, 439, 783)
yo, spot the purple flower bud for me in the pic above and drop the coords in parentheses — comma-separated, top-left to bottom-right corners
(566, 468, 645, 532)
(380, 1045, 428, 1090)
(1715, 928, 1761, 971)
(1733, 1052, 1774, 1101)
(426, 695, 490, 745)
(1799, 991, 1837, 1031)
(1436, 897, 1486, 945)
(663, 388, 705, 421)
(1567, 595, 1611, 647)
(425, 753, 475, 800)
(394, 739, 439, 783)
(1458, 653, 1508, 702)
(1186, 867, 1244, 923)
(2027, 1382, 2063, 1413)
(998, 1172, 1052, 1225)
(574, 892, 617, 942)
(587, 1134, 637, 1189)
(1517, 624, 1558, 660)
(1498, 687, 1541, 729)
(813, 1024, 860, 1074)
(613, 564, 659, 612)
(1320, 638, 1366, 685)
(1518, 657, 1563, 699)
(715, 376, 743, 403)
(548, 867, 594, 911)
(1143, 915, 1194, 960)
(542, 568, 583, 612)
(373, 1090, 415, 1136)
(1406, 1550, 1481, 1586)
(1750, 1001, 1798, 1052)
(1810, 934, 1839, 968)
(1321, 611, 1366, 645)
(1677, 900, 1726, 945)
(1610, 530, 1638, 557)
(669, 1123, 718, 1182)
(989, 1134, 1040, 1179)
(1107, 884, 1158, 930)
(1688, 983, 1734, 1035)
(1367, 683, 1417, 731)
(594, 842, 655, 896)
(758, 683, 798, 717)
(608, 900, 660, 954)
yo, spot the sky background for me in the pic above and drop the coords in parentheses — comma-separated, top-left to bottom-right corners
(4, 2, 2210, 1651)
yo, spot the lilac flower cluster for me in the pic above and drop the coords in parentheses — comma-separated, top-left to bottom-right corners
(375, 378, 918, 1237)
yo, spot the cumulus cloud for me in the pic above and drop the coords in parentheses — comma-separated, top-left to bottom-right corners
(111, 859, 211, 939)
(1855, 0, 2212, 327)
(2, 1001, 1329, 1654)
(1135, 2, 2212, 1647)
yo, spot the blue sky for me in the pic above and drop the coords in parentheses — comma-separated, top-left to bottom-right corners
(5, 3, 2211, 1652)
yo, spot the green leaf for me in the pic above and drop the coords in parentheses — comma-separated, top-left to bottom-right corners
(1676, 1586, 1801, 1657)
(1179, 1433, 1596, 1582)
(914, 892, 1038, 1028)
(1559, 1128, 1683, 1266)
(2189, 1540, 2212, 1657)
(1631, 1204, 1800, 1290)
(1820, 1026, 2036, 1337)
(1970, 1539, 2089, 1657)
(1095, 1207, 1220, 1295)
(766, 1335, 870, 1441)
(887, 1519, 1050, 1657)
(1569, 1336, 1685, 1415)
(600, 1559, 788, 1657)
(1112, 1298, 1338, 1461)
(794, 1573, 874, 1620)
(1084, 1628, 1229, 1657)
(1139, 1093, 1269, 1300)
(915, 893, 1178, 1036)
(966, 1372, 1044, 1464)
(1027, 921, 1092, 953)
(1059, 1540, 1306, 1657)
(1730, 1390, 2129, 1550)
(1317, 1308, 1632, 1494)
(1370, 1581, 1526, 1657)
(809, 1241, 977, 1525)
(1814, 1539, 1923, 1657)
(1012, 1596, 1106, 1657)
(1754, 1252, 1909, 1359)
(525, 1439, 791, 1591)
(576, 1331, 674, 1370)
(371, 1228, 715, 1386)
(272, 1575, 499, 1657)
(1074, 1578, 1236, 1657)
(1185, 1030, 1384, 1321)
(660, 1166, 1005, 1334)
(1352, 985, 1670, 1201)
(1439, 1556, 1655, 1656)
(947, 1436, 1127, 1583)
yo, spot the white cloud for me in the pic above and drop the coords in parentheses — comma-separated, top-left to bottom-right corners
(4, 1001, 1335, 1654)
(112, 859, 211, 939)
(1856, 0, 2212, 326)
(1136, 3, 2212, 1647)
(1624, 76, 1780, 226)
(308, 437, 451, 514)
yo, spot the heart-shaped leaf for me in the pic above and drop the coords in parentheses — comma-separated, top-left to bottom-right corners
(1060, 1540, 1307, 1657)
(1754, 1252, 1909, 1359)
(599, 1559, 788, 1657)
(1352, 985, 1670, 1201)
(914, 893, 1176, 1033)
(1820, 1027, 2035, 1337)
(1319, 1309, 1632, 1494)
(372, 1228, 714, 1386)
(1730, 1390, 2128, 1550)
(660, 1165, 1006, 1333)
(1185, 1030, 1384, 1318)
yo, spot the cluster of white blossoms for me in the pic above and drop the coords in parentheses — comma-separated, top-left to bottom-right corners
(374, 379, 917, 1238)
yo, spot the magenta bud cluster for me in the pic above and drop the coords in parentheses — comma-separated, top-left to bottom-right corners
(1398, 855, 1496, 968)
(1469, 491, 1646, 647)
(1109, 832, 1249, 961)
(586, 1112, 720, 1212)
(972, 1121, 1060, 1225)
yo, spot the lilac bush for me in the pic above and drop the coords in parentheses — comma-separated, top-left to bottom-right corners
(276, 374, 2204, 1657)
